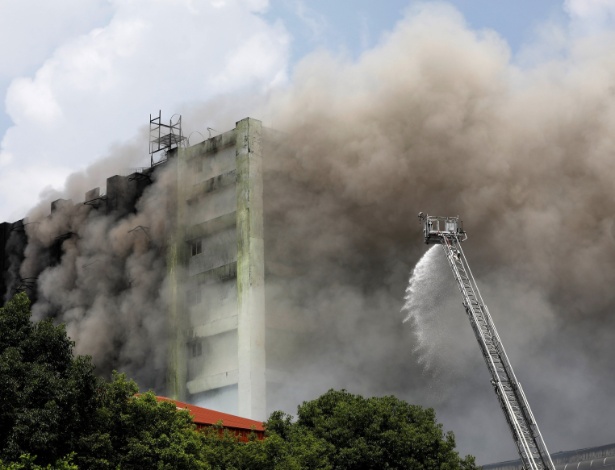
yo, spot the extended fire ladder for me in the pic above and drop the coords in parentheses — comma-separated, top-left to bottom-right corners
(418, 213, 554, 470)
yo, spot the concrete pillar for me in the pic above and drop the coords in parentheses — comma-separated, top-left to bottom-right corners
(235, 118, 266, 420)
(168, 153, 188, 401)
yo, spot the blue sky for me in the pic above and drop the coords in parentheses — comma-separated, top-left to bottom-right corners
(0, 0, 609, 222)
(265, 0, 566, 62)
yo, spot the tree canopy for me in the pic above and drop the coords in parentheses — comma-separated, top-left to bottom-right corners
(0, 292, 98, 466)
(0, 294, 207, 469)
(266, 390, 477, 470)
(0, 292, 478, 469)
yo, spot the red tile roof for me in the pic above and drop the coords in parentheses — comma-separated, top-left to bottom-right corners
(154, 396, 265, 432)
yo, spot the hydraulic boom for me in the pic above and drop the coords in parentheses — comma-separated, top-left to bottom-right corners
(418, 212, 554, 470)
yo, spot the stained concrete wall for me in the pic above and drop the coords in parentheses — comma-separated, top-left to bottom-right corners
(180, 117, 266, 420)
(235, 118, 266, 420)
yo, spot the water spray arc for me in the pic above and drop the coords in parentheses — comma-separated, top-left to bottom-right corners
(417, 213, 554, 470)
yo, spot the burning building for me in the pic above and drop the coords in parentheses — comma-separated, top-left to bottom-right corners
(0, 115, 296, 421)
(3, 7, 615, 456)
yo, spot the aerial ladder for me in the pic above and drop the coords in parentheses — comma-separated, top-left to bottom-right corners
(418, 213, 555, 470)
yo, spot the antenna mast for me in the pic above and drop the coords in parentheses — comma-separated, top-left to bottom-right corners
(149, 111, 186, 166)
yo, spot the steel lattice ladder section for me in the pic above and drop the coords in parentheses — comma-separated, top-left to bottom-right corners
(440, 233, 555, 470)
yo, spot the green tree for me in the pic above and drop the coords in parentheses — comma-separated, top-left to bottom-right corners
(0, 453, 77, 470)
(113, 387, 208, 469)
(260, 411, 333, 470)
(197, 420, 331, 470)
(0, 293, 99, 466)
(0, 294, 210, 469)
(267, 389, 478, 470)
(70, 373, 212, 469)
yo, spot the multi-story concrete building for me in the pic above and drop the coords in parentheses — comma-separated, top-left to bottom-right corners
(169, 117, 267, 420)
(0, 117, 277, 420)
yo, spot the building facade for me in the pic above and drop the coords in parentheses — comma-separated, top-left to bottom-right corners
(0, 117, 274, 420)
(170, 117, 267, 420)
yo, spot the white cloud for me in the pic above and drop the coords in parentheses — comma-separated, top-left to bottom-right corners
(0, 164, 71, 222)
(0, 0, 112, 79)
(565, 0, 615, 18)
(564, 0, 615, 35)
(7, 72, 64, 125)
(515, 0, 615, 69)
(0, 0, 289, 221)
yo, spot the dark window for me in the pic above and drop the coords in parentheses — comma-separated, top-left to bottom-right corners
(191, 239, 202, 256)
(190, 340, 202, 357)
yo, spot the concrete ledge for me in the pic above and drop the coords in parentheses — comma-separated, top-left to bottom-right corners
(194, 315, 238, 338)
(191, 262, 237, 284)
(184, 129, 236, 159)
(187, 369, 239, 394)
(187, 170, 237, 205)
(186, 212, 236, 241)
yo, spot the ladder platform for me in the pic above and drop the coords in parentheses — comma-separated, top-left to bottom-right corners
(418, 212, 466, 244)
(417, 212, 554, 470)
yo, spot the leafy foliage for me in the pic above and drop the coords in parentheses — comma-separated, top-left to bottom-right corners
(0, 293, 98, 466)
(0, 453, 77, 470)
(0, 294, 208, 469)
(196, 420, 332, 470)
(266, 390, 479, 470)
(82, 379, 208, 470)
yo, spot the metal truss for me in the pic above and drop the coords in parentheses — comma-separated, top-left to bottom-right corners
(419, 213, 555, 470)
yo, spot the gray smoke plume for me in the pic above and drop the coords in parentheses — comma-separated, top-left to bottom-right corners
(17, 134, 176, 392)
(257, 3, 615, 464)
(5, 2, 615, 465)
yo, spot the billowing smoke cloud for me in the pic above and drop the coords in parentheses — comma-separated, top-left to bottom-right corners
(3, 2, 615, 465)
(259, 2, 615, 463)
(16, 144, 176, 392)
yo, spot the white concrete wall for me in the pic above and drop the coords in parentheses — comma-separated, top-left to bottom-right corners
(179, 118, 266, 420)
